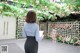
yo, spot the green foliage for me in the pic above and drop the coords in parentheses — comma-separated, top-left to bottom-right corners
(0, 0, 80, 21)
(0, 2, 28, 17)
(70, 37, 78, 44)
(56, 36, 63, 43)
(62, 0, 80, 11)
(45, 35, 52, 39)
(55, 35, 79, 45)
(25, 0, 30, 7)
(36, 10, 56, 21)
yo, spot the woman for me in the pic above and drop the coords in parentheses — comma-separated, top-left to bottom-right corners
(22, 10, 44, 53)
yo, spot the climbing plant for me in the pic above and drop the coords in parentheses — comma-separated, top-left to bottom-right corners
(0, 0, 80, 21)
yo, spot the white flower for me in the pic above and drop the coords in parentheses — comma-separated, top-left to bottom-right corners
(0, 6, 3, 10)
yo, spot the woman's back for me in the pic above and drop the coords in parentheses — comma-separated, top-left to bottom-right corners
(23, 23, 38, 37)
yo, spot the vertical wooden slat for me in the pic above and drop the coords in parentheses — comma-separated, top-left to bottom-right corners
(6, 21, 8, 35)
(3, 21, 5, 35)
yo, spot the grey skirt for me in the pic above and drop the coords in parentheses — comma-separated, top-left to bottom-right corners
(24, 36, 38, 53)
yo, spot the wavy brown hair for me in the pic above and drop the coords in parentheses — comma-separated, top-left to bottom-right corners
(25, 10, 36, 23)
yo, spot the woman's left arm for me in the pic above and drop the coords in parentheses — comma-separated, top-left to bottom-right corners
(35, 25, 44, 42)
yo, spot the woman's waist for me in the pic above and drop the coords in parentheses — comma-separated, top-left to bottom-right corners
(27, 36, 35, 40)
